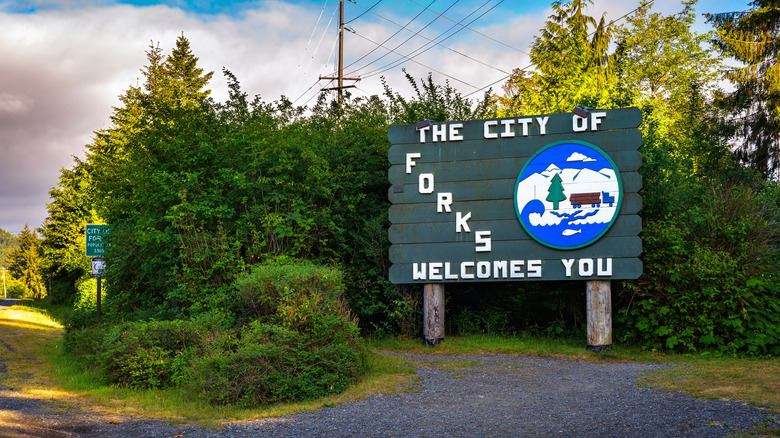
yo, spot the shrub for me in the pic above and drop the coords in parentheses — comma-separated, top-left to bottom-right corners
(620, 182, 780, 355)
(185, 263, 365, 405)
(62, 263, 366, 405)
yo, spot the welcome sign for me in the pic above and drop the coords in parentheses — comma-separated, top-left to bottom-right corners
(387, 107, 643, 284)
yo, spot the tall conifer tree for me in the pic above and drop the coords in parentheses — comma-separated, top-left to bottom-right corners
(707, 0, 780, 179)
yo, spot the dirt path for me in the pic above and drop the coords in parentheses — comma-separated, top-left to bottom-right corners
(0, 302, 777, 437)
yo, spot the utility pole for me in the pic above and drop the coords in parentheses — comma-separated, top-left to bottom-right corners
(2, 267, 6, 299)
(320, 0, 360, 110)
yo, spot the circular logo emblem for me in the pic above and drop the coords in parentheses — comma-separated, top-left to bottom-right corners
(514, 141, 622, 250)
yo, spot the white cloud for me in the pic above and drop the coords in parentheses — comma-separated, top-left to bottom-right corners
(566, 152, 596, 162)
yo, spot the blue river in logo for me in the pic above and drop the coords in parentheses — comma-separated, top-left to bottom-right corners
(520, 199, 611, 247)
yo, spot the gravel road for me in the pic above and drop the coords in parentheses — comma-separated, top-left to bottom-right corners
(1, 350, 776, 437)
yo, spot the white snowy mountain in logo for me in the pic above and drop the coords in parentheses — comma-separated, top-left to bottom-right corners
(516, 166, 620, 226)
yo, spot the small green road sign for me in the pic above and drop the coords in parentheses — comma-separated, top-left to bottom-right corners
(85, 224, 109, 257)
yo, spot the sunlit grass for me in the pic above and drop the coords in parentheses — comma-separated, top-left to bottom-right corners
(50, 346, 419, 426)
(3, 300, 778, 429)
(637, 358, 780, 414)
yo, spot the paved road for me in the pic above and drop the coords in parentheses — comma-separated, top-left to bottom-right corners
(0, 298, 20, 315)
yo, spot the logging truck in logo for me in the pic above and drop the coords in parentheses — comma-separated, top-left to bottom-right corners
(514, 141, 622, 250)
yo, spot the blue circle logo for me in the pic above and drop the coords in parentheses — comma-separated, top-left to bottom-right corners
(514, 141, 622, 250)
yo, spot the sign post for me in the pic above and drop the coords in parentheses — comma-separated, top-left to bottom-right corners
(387, 108, 642, 349)
(86, 225, 109, 323)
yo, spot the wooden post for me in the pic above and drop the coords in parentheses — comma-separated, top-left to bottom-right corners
(423, 283, 444, 346)
(586, 280, 611, 352)
(96, 277, 101, 324)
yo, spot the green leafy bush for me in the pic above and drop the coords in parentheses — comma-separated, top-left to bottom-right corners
(184, 263, 365, 405)
(620, 182, 780, 355)
(63, 263, 365, 405)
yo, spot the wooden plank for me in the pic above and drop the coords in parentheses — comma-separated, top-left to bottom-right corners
(587, 280, 612, 349)
(423, 284, 445, 345)
(389, 193, 642, 224)
(388, 236, 642, 263)
(388, 107, 643, 145)
(388, 215, 641, 244)
(388, 151, 642, 184)
(388, 257, 643, 283)
(389, 172, 642, 204)
(388, 129, 642, 164)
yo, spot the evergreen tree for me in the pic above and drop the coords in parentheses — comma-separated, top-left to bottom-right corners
(495, 0, 613, 115)
(7, 224, 45, 299)
(0, 227, 18, 268)
(707, 0, 780, 179)
(546, 173, 566, 210)
(40, 159, 99, 303)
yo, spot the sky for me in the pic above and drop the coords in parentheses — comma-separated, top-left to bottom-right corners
(0, 0, 749, 236)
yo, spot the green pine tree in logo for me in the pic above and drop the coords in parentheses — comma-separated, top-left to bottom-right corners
(546, 173, 566, 210)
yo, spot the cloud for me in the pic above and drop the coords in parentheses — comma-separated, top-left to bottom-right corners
(566, 152, 597, 162)
(0, 0, 736, 233)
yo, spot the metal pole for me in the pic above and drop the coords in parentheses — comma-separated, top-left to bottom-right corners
(338, 0, 344, 107)
(96, 277, 101, 324)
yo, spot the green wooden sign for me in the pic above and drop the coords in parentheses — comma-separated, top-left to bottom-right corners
(387, 107, 643, 284)
(85, 224, 109, 257)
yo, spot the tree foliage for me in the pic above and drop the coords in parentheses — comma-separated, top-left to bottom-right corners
(707, 0, 780, 178)
(41, 2, 780, 358)
(7, 224, 45, 299)
(0, 227, 18, 268)
(40, 160, 99, 304)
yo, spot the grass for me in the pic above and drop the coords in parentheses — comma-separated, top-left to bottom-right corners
(2, 301, 778, 430)
(370, 334, 780, 415)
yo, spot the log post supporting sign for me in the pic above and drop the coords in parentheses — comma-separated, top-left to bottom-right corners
(586, 280, 612, 351)
(423, 283, 445, 346)
(387, 108, 643, 350)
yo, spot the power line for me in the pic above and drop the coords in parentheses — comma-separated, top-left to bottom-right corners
(345, 0, 382, 24)
(406, 0, 529, 55)
(285, 1, 332, 97)
(351, 30, 480, 89)
(340, 0, 440, 77)
(358, 0, 507, 79)
(286, 3, 339, 98)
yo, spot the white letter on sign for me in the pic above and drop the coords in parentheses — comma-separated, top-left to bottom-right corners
(437, 192, 453, 213)
(573, 115, 587, 132)
(406, 153, 421, 174)
(418, 126, 430, 143)
(597, 258, 613, 276)
(561, 258, 575, 277)
(413, 263, 426, 280)
(536, 116, 549, 135)
(449, 123, 464, 141)
(475, 231, 492, 252)
(419, 173, 434, 194)
(483, 120, 498, 139)
(456, 211, 471, 233)
(432, 124, 446, 142)
(591, 112, 606, 131)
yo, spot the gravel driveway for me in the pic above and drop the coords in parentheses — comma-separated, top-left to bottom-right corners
(1, 350, 776, 437)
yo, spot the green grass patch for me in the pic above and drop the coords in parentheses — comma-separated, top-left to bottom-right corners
(636, 357, 780, 414)
(367, 334, 663, 362)
(3, 302, 778, 428)
(51, 349, 418, 425)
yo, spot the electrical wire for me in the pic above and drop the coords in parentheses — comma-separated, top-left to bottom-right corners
(338, 0, 440, 78)
(345, 0, 382, 24)
(285, 1, 330, 97)
(359, 0, 507, 79)
(406, 0, 529, 55)
(351, 29, 480, 89)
